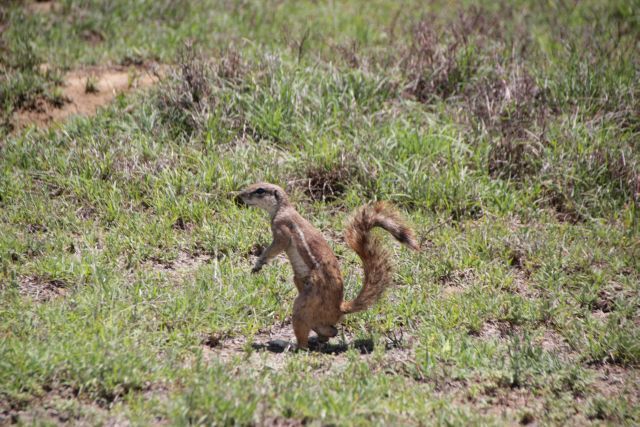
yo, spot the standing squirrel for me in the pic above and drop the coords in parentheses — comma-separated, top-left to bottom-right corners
(236, 182, 419, 349)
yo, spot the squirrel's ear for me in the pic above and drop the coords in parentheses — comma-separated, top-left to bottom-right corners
(274, 189, 281, 201)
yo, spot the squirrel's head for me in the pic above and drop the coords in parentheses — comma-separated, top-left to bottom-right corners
(236, 182, 289, 216)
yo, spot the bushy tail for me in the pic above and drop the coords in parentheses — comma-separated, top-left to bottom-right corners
(340, 202, 419, 314)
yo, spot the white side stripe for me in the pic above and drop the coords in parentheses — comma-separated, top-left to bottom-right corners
(292, 223, 319, 269)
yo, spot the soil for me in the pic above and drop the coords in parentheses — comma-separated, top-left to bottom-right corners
(0, 387, 128, 426)
(19, 275, 67, 302)
(25, 0, 57, 14)
(14, 66, 160, 130)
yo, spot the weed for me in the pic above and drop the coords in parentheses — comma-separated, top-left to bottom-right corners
(84, 75, 99, 94)
(156, 41, 213, 135)
(488, 138, 542, 180)
(469, 65, 548, 139)
(215, 48, 246, 84)
(294, 154, 374, 203)
(156, 42, 248, 138)
(402, 16, 479, 102)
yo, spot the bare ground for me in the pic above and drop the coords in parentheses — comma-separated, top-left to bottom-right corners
(0, 388, 129, 427)
(25, 0, 57, 14)
(14, 66, 160, 130)
(18, 275, 67, 302)
(147, 250, 213, 281)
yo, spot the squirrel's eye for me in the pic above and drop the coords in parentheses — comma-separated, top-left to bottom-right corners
(255, 188, 266, 195)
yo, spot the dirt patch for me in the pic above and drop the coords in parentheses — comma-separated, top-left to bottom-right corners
(19, 275, 67, 301)
(508, 270, 538, 299)
(473, 384, 544, 423)
(25, 0, 57, 14)
(199, 322, 298, 372)
(476, 320, 517, 341)
(0, 387, 128, 427)
(473, 321, 577, 365)
(592, 282, 627, 313)
(259, 416, 306, 427)
(14, 65, 160, 130)
(288, 153, 375, 203)
(416, 373, 546, 424)
(81, 29, 105, 46)
(161, 251, 211, 271)
(438, 268, 476, 292)
(536, 328, 578, 364)
(147, 250, 212, 282)
(543, 187, 584, 224)
(442, 285, 464, 297)
(297, 164, 354, 202)
(422, 363, 639, 425)
(199, 321, 382, 372)
(591, 310, 611, 321)
(588, 365, 640, 403)
(476, 321, 571, 349)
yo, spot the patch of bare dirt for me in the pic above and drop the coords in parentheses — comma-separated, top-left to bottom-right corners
(81, 29, 105, 46)
(0, 387, 129, 427)
(544, 189, 584, 224)
(414, 373, 546, 424)
(508, 269, 539, 299)
(476, 321, 573, 351)
(592, 282, 626, 313)
(438, 268, 476, 294)
(288, 153, 375, 203)
(588, 365, 640, 403)
(146, 250, 213, 285)
(297, 164, 354, 203)
(591, 309, 611, 321)
(19, 275, 67, 301)
(537, 328, 578, 364)
(199, 320, 383, 372)
(259, 416, 306, 427)
(25, 0, 57, 14)
(472, 384, 544, 423)
(199, 322, 297, 372)
(441, 285, 464, 297)
(14, 65, 160, 130)
(476, 320, 517, 341)
(428, 365, 640, 425)
(538, 329, 570, 354)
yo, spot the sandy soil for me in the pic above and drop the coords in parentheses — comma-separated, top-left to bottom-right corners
(14, 66, 160, 130)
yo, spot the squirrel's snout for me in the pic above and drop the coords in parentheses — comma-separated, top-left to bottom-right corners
(234, 194, 246, 207)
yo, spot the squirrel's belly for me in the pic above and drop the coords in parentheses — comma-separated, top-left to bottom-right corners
(286, 246, 311, 277)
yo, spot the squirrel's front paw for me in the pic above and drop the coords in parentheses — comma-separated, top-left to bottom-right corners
(251, 263, 263, 274)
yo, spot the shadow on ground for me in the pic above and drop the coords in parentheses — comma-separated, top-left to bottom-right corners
(251, 336, 375, 355)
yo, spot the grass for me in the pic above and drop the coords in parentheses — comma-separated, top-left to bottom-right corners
(1, 0, 639, 425)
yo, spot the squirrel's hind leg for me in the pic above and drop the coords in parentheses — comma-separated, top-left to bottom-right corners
(313, 325, 338, 343)
(292, 294, 312, 349)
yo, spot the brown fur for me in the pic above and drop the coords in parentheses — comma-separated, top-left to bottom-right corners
(237, 183, 419, 349)
(341, 201, 420, 314)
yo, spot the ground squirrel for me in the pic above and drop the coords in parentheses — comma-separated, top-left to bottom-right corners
(236, 182, 419, 349)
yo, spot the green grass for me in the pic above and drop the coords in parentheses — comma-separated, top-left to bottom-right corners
(1, 0, 639, 425)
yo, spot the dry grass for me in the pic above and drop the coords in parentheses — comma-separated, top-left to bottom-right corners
(156, 41, 213, 134)
(292, 155, 375, 203)
(156, 42, 247, 136)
